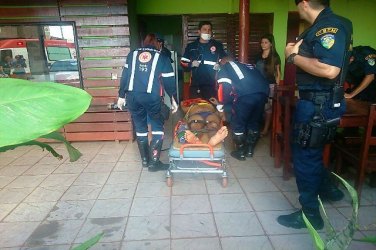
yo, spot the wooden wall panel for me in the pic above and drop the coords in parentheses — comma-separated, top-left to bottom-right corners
(0, 8, 59, 17)
(62, 16, 129, 26)
(64, 131, 132, 141)
(74, 111, 131, 123)
(64, 122, 132, 132)
(78, 38, 130, 48)
(59, 0, 127, 5)
(60, 6, 127, 16)
(80, 59, 125, 68)
(82, 69, 123, 78)
(84, 79, 120, 88)
(77, 27, 129, 37)
(79, 48, 130, 58)
(0, 0, 58, 6)
(86, 88, 119, 97)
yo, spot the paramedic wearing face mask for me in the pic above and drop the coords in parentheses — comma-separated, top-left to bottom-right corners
(181, 21, 227, 100)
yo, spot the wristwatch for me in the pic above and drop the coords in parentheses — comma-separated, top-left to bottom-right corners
(287, 53, 297, 64)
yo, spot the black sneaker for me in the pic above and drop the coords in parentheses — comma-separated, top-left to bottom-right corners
(277, 210, 324, 230)
(230, 150, 246, 161)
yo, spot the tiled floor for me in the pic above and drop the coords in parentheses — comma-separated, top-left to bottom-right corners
(0, 117, 375, 249)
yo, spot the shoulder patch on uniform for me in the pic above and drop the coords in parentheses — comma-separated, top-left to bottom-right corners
(368, 58, 375, 66)
(139, 51, 152, 63)
(365, 54, 376, 66)
(315, 27, 338, 37)
(320, 34, 335, 49)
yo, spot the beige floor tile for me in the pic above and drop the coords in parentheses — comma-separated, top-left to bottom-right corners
(88, 198, 132, 218)
(25, 220, 85, 246)
(246, 192, 294, 211)
(124, 215, 170, 240)
(122, 239, 170, 250)
(0, 221, 40, 248)
(214, 212, 264, 237)
(46, 200, 95, 221)
(171, 237, 221, 250)
(74, 217, 127, 243)
(210, 193, 253, 213)
(130, 197, 170, 216)
(172, 194, 211, 214)
(221, 236, 273, 250)
(171, 213, 217, 238)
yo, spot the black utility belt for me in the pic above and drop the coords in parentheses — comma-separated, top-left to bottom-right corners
(299, 91, 332, 105)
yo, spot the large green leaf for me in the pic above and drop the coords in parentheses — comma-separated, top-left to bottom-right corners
(0, 78, 91, 147)
(302, 210, 325, 250)
(0, 140, 63, 159)
(41, 131, 82, 162)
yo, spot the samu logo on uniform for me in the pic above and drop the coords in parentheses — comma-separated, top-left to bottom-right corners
(210, 46, 216, 54)
(139, 52, 152, 63)
(365, 54, 376, 66)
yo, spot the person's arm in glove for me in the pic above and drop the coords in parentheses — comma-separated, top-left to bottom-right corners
(171, 96, 179, 114)
(213, 63, 220, 71)
(191, 60, 201, 67)
(117, 97, 126, 110)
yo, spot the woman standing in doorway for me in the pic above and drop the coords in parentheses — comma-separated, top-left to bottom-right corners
(255, 34, 281, 136)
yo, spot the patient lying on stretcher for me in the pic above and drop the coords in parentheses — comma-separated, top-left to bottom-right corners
(175, 102, 228, 146)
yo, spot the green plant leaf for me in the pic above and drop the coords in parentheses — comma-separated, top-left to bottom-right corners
(0, 78, 91, 148)
(353, 236, 376, 243)
(318, 196, 336, 239)
(41, 132, 82, 162)
(72, 232, 104, 250)
(326, 173, 359, 250)
(302, 211, 325, 250)
(0, 140, 63, 159)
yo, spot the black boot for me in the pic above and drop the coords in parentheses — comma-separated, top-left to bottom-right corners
(148, 139, 169, 172)
(319, 171, 344, 202)
(277, 208, 324, 230)
(245, 130, 260, 157)
(231, 134, 246, 161)
(136, 138, 149, 168)
(319, 184, 344, 202)
(370, 173, 376, 188)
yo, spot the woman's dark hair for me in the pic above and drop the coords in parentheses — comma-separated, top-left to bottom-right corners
(143, 33, 159, 48)
(260, 33, 280, 79)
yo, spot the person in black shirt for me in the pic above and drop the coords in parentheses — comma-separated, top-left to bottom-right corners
(180, 21, 227, 100)
(277, 0, 352, 230)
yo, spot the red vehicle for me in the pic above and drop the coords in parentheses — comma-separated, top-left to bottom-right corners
(0, 38, 76, 77)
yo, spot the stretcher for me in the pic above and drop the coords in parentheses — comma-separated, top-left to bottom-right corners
(166, 99, 228, 187)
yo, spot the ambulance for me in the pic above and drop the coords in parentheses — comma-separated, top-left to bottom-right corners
(0, 38, 76, 80)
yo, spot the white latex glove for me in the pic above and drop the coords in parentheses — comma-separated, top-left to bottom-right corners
(216, 104, 224, 112)
(117, 97, 126, 110)
(191, 60, 200, 67)
(213, 63, 220, 71)
(171, 96, 179, 114)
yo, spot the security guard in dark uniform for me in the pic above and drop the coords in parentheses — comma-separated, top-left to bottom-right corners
(181, 21, 227, 100)
(216, 58, 269, 161)
(117, 33, 178, 172)
(344, 46, 376, 102)
(278, 0, 352, 230)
